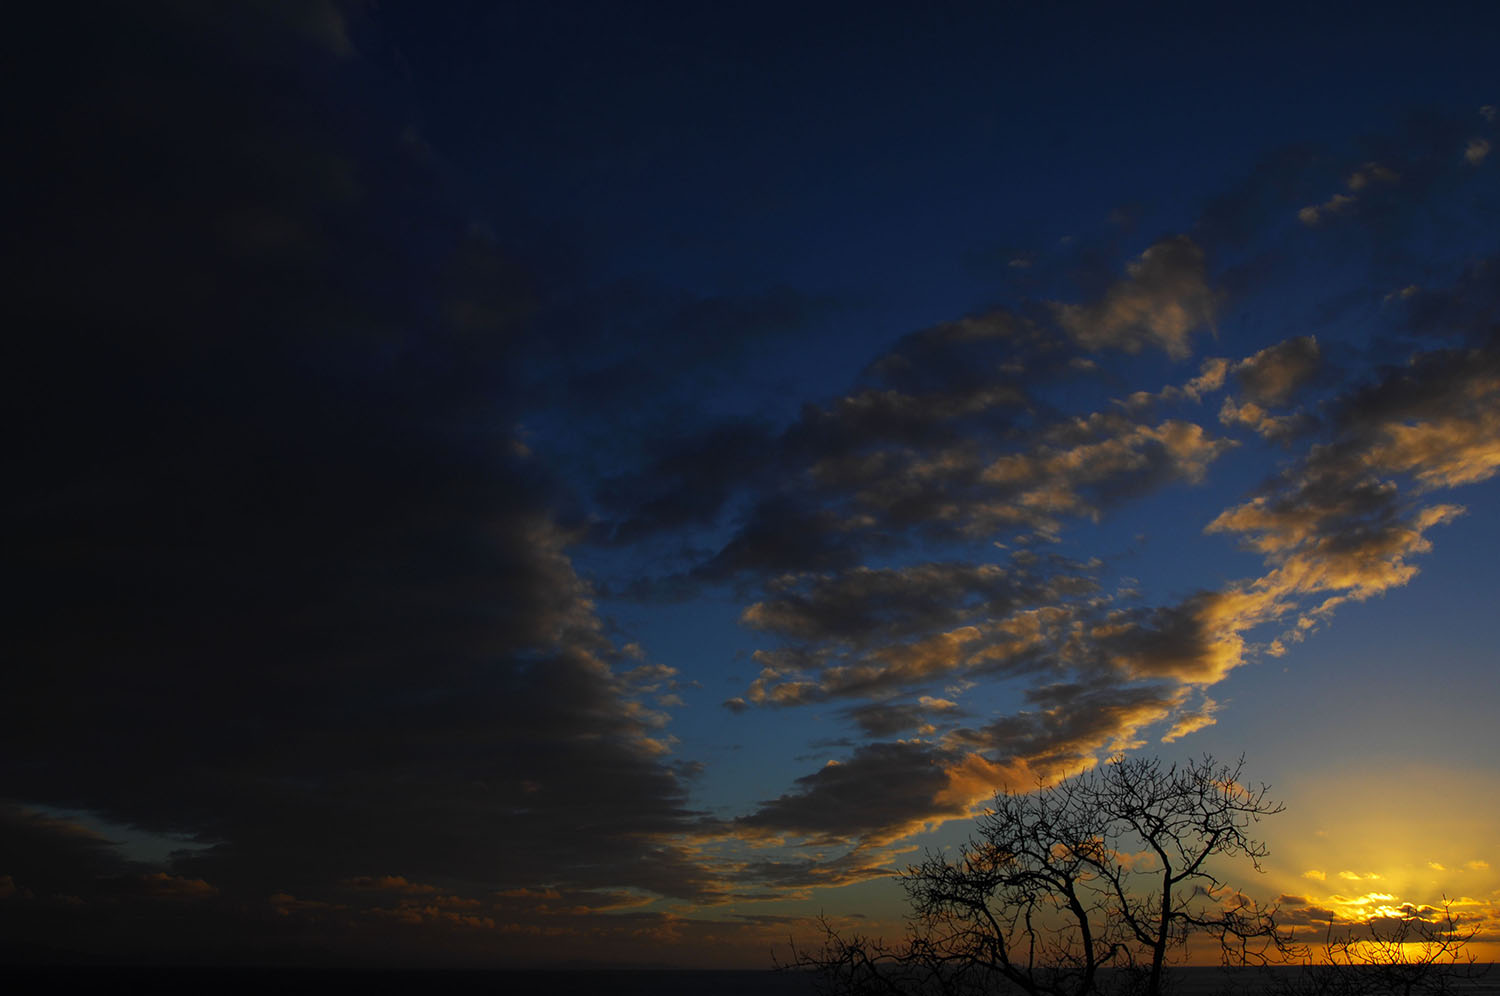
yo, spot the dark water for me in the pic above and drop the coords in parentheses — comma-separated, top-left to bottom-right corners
(7, 966, 1498, 995)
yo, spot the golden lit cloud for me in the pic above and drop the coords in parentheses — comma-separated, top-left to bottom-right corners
(1160, 698, 1218, 742)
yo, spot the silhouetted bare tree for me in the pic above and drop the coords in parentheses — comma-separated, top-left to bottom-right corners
(1274, 899, 1487, 996)
(789, 755, 1291, 996)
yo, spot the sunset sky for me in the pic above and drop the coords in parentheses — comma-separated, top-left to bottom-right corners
(6, 1, 1499, 970)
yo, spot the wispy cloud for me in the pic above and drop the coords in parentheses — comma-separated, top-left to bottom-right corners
(1052, 236, 1219, 358)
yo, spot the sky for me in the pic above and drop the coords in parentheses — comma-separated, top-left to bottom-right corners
(5, 0, 1500, 971)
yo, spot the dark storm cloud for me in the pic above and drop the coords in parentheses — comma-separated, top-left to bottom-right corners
(734, 741, 969, 845)
(740, 561, 1092, 649)
(843, 698, 964, 738)
(3, 1, 720, 960)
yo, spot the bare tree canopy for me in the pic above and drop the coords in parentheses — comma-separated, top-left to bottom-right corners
(791, 754, 1291, 996)
(1275, 899, 1488, 996)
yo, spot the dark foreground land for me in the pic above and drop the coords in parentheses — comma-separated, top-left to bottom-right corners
(0, 966, 819, 995)
(5, 965, 1499, 995)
